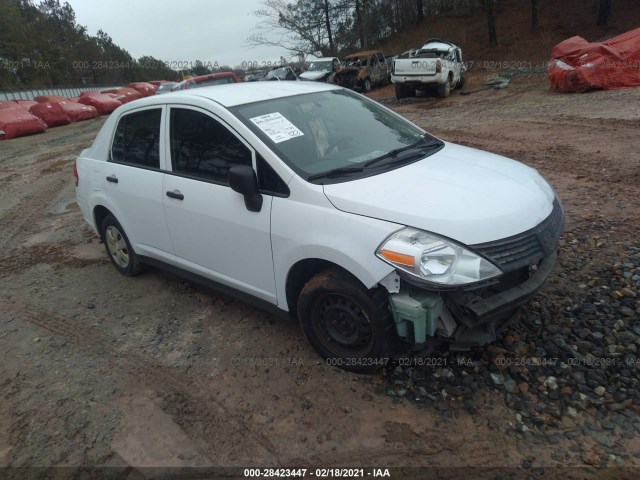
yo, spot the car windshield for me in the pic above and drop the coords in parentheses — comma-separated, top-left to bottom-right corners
(265, 68, 288, 80)
(231, 89, 442, 183)
(307, 61, 332, 72)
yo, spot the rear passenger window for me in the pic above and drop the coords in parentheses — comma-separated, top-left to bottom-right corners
(111, 109, 161, 168)
(169, 108, 252, 183)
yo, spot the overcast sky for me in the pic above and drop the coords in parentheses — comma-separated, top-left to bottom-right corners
(67, 0, 292, 68)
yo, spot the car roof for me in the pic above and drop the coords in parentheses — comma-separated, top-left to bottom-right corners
(125, 81, 341, 108)
(344, 50, 383, 59)
(420, 39, 457, 50)
(192, 72, 236, 82)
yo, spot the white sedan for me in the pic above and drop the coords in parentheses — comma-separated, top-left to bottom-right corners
(75, 81, 563, 372)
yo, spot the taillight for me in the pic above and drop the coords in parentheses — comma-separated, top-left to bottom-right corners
(436, 60, 442, 73)
(74, 160, 78, 187)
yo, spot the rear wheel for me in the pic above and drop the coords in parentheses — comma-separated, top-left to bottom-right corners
(394, 83, 405, 100)
(101, 214, 142, 276)
(363, 78, 371, 92)
(438, 77, 452, 98)
(297, 268, 394, 373)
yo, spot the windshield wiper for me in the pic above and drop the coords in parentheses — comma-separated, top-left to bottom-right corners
(307, 165, 365, 182)
(363, 137, 442, 168)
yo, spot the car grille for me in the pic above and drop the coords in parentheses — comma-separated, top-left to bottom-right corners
(471, 199, 564, 272)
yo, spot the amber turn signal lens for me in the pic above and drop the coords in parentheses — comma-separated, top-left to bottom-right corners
(379, 250, 414, 267)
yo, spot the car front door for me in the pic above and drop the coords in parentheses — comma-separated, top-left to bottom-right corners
(162, 105, 277, 303)
(105, 106, 175, 260)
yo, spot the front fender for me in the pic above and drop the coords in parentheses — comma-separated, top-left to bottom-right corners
(271, 194, 399, 311)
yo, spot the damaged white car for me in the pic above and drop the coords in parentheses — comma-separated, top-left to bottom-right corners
(75, 82, 563, 372)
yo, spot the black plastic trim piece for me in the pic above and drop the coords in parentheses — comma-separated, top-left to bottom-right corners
(471, 199, 564, 272)
(453, 250, 557, 324)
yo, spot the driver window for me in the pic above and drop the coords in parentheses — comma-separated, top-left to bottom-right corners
(169, 108, 252, 183)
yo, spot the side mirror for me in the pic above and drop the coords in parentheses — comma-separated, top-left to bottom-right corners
(228, 165, 263, 212)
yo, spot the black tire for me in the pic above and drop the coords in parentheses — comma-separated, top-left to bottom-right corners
(456, 73, 466, 90)
(297, 268, 395, 373)
(437, 76, 452, 98)
(101, 214, 143, 276)
(394, 83, 405, 100)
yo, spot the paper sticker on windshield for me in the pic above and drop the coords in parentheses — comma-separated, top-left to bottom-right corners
(250, 112, 304, 144)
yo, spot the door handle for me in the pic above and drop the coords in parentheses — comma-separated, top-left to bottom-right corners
(106, 175, 118, 183)
(166, 190, 184, 200)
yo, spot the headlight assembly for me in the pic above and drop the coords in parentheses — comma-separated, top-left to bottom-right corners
(376, 228, 502, 286)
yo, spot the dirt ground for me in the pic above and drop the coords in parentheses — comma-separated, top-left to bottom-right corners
(1, 76, 639, 479)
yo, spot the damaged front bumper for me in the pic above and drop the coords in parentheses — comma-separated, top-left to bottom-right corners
(389, 253, 556, 349)
(387, 198, 563, 349)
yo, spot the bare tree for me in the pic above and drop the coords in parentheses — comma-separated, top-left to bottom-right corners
(481, 0, 499, 47)
(531, 0, 539, 32)
(416, 0, 424, 23)
(597, 0, 612, 26)
(324, 0, 335, 54)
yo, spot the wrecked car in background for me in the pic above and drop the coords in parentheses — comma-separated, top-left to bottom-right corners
(262, 66, 299, 81)
(392, 39, 465, 99)
(300, 57, 341, 82)
(331, 50, 389, 92)
(548, 27, 640, 93)
(172, 72, 241, 91)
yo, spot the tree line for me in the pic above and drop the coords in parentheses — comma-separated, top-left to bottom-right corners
(0, 0, 176, 89)
(250, 0, 618, 56)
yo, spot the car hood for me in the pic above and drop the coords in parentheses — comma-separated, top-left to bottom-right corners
(322, 142, 556, 245)
(300, 71, 329, 81)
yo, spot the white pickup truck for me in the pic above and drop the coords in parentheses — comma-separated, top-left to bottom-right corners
(391, 39, 465, 99)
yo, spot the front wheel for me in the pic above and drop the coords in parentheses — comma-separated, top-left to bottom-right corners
(101, 214, 143, 276)
(456, 73, 466, 90)
(297, 268, 394, 373)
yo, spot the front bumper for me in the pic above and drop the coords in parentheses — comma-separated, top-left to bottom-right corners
(388, 198, 563, 348)
(446, 251, 557, 348)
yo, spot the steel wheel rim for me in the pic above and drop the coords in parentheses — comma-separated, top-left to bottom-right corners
(106, 225, 129, 268)
(312, 293, 374, 357)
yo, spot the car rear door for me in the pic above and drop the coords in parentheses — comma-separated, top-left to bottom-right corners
(105, 106, 175, 261)
(162, 105, 277, 303)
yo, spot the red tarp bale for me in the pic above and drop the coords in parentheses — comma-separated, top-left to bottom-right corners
(149, 80, 170, 87)
(0, 108, 47, 140)
(35, 95, 69, 103)
(104, 93, 129, 104)
(102, 87, 143, 102)
(14, 100, 39, 109)
(127, 82, 157, 96)
(0, 101, 20, 110)
(549, 27, 640, 92)
(68, 97, 81, 102)
(77, 94, 122, 115)
(28, 102, 71, 127)
(79, 91, 102, 97)
(57, 101, 99, 122)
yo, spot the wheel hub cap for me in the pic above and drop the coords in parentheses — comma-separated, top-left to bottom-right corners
(106, 225, 129, 268)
